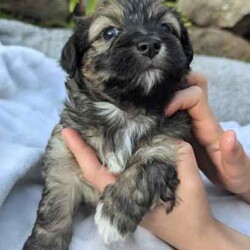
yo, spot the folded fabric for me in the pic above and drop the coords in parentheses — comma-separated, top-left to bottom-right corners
(0, 45, 66, 206)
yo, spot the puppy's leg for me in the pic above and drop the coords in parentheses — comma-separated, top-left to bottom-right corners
(23, 169, 99, 250)
(23, 130, 99, 250)
(95, 160, 179, 244)
(95, 135, 180, 243)
(95, 162, 179, 243)
(23, 178, 80, 250)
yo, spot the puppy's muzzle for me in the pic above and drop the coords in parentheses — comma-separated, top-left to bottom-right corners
(137, 38, 162, 59)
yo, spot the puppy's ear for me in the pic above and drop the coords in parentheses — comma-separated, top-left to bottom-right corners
(60, 18, 91, 77)
(61, 34, 79, 77)
(179, 23, 193, 66)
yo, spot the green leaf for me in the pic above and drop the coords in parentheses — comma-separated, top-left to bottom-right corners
(69, 0, 79, 13)
(86, 0, 98, 14)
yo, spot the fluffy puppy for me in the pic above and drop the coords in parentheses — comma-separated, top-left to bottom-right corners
(23, 0, 193, 249)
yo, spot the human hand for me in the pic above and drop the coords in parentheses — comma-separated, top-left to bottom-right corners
(61, 128, 216, 249)
(165, 72, 250, 202)
(61, 128, 250, 250)
(141, 142, 216, 250)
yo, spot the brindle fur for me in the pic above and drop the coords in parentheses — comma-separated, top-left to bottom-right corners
(23, 0, 193, 249)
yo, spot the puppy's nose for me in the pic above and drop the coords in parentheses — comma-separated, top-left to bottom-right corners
(137, 39, 161, 59)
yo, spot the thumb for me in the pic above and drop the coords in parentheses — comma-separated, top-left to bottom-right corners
(176, 142, 204, 188)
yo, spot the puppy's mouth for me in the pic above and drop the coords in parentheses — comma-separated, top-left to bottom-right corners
(144, 68, 163, 77)
(146, 67, 163, 72)
(137, 67, 164, 94)
(142, 58, 166, 73)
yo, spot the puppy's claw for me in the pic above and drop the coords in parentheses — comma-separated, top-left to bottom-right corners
(159, 185, 177, 213)
(159, 198, 175, 213)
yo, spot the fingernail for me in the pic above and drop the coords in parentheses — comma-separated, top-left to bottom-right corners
(233, 138, 239, 151)
(165, 110, 171, 117)
(166, 111, 173, 117)
(226, 130, 237, 150)
(165, 105, 173, 117)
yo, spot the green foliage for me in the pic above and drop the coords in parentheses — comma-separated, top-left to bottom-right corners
(2, 0, 188, 29)
(86, 0, 99, 14)
(69, 0, 99, 15)
(69, 0, 178, 15)
(68, 0, 191, 28)
(163, 0, 191, 28)
(69, 0, 79, 13)
(165, 0, 177, 8)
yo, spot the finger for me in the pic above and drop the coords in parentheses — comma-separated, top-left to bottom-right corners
(165, 85, 223, 148)
(94, 166, 117, 193)
(61, 128, 116, 192)
(165, 86, 209, 120)
(220, 130, 249, 177)
(186, 72, 208, 95)
(61, 128, 101, 172)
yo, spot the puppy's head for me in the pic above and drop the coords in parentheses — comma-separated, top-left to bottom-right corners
(61, 0, 193, 97)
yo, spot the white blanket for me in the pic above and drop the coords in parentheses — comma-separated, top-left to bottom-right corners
(0, 46, 249, 250)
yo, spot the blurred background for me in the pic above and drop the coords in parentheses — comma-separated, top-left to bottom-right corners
(0, 0, 250, 61)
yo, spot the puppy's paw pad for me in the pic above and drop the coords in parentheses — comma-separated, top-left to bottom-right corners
(95, 202, 124, 244)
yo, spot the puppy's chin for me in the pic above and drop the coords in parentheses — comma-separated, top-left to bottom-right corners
(137, 69, 164, 95)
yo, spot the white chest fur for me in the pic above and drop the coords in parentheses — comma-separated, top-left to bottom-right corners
(94, 102, 155, 174)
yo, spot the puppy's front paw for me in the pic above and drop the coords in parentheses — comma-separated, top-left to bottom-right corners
(94, 202, 125, 244)
(95, 183, 139, 244)
(160, 164, 180, 213)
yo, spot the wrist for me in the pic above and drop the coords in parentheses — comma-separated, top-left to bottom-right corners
(178, 218, 218, 250)
(184, 220, 250, 250)
(192, 220, 231, 250)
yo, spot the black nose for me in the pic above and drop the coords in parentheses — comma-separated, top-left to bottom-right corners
(137, 39, 162, 59)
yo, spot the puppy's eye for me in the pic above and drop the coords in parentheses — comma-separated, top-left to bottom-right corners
(159, 23, 175, 35)
(103, 27, 119, 40)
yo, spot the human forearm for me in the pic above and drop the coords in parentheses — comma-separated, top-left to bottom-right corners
(194, 220, 250, 250)
(148, 218, 250, 250)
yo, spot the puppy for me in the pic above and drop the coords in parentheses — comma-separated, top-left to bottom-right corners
(23, 0, 193, 249)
